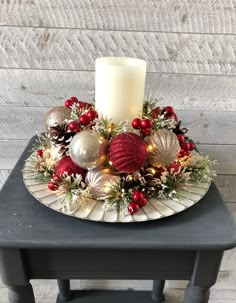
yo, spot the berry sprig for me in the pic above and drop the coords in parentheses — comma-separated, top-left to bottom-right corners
(127, 191, 147, 215)
(65, 97, 98, 134)
(132, 118, 153, 136)
(177, 134, 195, 158)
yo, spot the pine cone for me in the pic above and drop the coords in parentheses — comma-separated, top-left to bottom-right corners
(50, 122, 74, 155)
(136, 167, 162, 196)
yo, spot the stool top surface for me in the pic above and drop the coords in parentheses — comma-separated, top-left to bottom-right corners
(0, 136, 235, 251)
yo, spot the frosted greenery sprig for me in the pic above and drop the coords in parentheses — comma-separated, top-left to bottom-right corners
(185, 154, 217, 183)
(92, 116, 130, 140)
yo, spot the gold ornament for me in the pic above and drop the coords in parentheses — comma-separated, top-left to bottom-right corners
(69, 130, 107, 170)
(146, 129, 180, 167)
(45, 106, 71, 131)
(85, 168, 119, 199)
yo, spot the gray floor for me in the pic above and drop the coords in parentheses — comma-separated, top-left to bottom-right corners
(0, 280, 235, 303)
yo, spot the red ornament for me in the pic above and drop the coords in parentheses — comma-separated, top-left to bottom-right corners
(55, 156, 87, 179)
(87, 110, 98, 121)
(167, 161, 181, 174)
(152, 107, 161, 118)
(138, 197, 147, 207)
(132, 191, 147, 207)
(154, 167, 165, 178)
(178, 150, 185, 158)
(132, 191, 145, 203)
(177, 134, 185, 143)
(164, 106, 174, 114)
(79, 114, 90, 126)
(70, 97, 79, 103)
(189, 142, 195, 151)
(108, 133, 148, 173)
(132, 118, 142, 129)
(68, 121, 80, 132)
(65, 99, 74, 108)
(128, 202, 140, 215)
(181, 141, 190, 151)
(78, 101, 92, 109)
(141, 128, 152, 136)
(48, 181, 57, 191)
(140, 119, 153, 129)
(36, 149, 43, 157)
(52, 174, 60, 182)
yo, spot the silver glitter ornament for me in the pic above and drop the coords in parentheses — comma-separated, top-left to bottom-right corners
(45, 106, 71, 131)
(86, 168, 119, 199)
(146, 129, 180, 167)
(69, 130, 107, 170)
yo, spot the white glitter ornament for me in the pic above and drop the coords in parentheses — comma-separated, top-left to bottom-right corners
(85, 168, 119, 200)
(146, 129, 180, 167)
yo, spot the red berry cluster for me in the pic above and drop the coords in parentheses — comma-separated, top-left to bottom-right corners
(68, 109, 98, 133)
(167, 161, 181, 175)
(65, 96, 79, 108)
(48, 174, 62, 191)
(36, 149, 43, 157)
(151, 106, 178, 122)
(132, 118, 153, 136)
(128, 191, 147, 215)
(177, 134, 195, 158)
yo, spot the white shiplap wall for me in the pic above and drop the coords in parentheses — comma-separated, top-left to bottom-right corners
(0, 0, 235, 302)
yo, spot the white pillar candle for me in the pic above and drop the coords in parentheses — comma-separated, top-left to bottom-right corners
(95, 57, 147, 124)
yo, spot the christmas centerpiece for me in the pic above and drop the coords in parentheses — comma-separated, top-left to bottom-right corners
(23, 57, 216, 223)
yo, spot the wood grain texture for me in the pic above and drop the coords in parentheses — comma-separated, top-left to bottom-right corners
(0, 27, 235, 75)
(1, 107, 236, 144)
(0, 69, 236, 111)
(198, 145, 236, 174)
(0, 0, 235, 34)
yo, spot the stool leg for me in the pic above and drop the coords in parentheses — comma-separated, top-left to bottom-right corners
(57, 279, 71, 301)
(184, 283, 210, 303)
(184, 251, 223, 303)
(152, 280, 165, 302)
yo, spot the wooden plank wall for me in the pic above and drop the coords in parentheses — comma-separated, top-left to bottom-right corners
(0, 0, 235, 301)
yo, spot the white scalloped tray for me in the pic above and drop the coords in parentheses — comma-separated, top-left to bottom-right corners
(23, 155, 211, 223)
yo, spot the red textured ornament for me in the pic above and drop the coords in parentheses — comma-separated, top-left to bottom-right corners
(128, 202, 140, 215)
(79, 114, 90, 126)
(132, 118, 142, 129)
(108, 133, 148, 173)
(55, 156, 87, 179)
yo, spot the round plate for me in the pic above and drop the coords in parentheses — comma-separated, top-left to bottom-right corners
(23, 155, 211, 223)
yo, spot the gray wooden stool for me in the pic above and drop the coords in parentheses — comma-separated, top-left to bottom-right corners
(0, 137, 235, 303)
